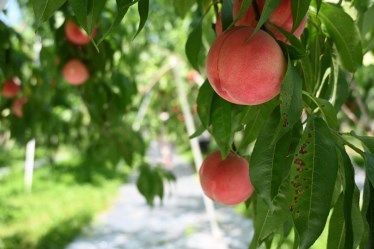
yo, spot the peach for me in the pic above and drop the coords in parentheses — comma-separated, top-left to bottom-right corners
(199, 151, 254, 205)
(232, 0, 307, 41)
(12, 97, 27, 117)
(2, 77, 21, 98)
(62, 59, 89, 85)
(206, 26, 286, 105)
(233, 0, 258, 27)
(65, 20, 96, 46)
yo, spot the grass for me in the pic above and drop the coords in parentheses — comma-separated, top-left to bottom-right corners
(0, 148, 129, 249)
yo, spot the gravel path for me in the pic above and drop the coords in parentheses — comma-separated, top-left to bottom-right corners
(67, 147, 254, 249)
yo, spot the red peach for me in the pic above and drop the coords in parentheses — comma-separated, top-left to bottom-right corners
(2, 77, 21, 98)
(199, 151, 254, 205)
(62, 59, 89, 85)
(206, 26, 286, 105)
(12, 97, 27, 117)
(233, 0, 257, 27)
(233, 0, 307, 41)
(65, 20, 96, 46)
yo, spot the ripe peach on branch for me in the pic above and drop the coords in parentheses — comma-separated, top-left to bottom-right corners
(2, 77, 21, 98)
(65, 20, 96, 46)
(232, 0, 307, 42)
(206, 26, 286, 105)
(62, 59, 90, 85)
(199, 151, 254, 205)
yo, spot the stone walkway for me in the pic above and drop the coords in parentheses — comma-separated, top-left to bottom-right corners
(67, 150, 253, 249)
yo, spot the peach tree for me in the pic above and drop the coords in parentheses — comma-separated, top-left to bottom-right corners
(0, 0, 373, 248)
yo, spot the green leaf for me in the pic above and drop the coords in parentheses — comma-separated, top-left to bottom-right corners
(276, 60, 303, 142)
(210, 95, 232, 158)
(98, 0, 136, 44)
(290, 117, 338, 249)
(352, 187, 366, 248)
(314, 97, 339, 130)
(233, 0, 253, 24)
(253, 0, 282, 36)
(185, 22, 202, 70)
(363, 181, 374, 248)
(249, 197, 271, 249)
(351, 134, 374, 186)
(87, 0, 107, 35)
(197, 80, 215, 129)
(32, 0, 66, 26)
(335, 146, 356, 249)
(136, 164, 165, 206)
(173, 0, 195, 18)
(291, 0, 310, 33)
(257, 179, 292, 243)
(319, 3, 363, 72)
(68, 0, 89, 31)
(250, 109, 293, 205)
(239, 98, 278, 150)
(334, 70, 350, 111)
(189, 124, 206, 139)
(221, 0, 234, 30)
(134, 0, 149, 39)
(327, 194, 345, 249)
(353, 134, 374, 153)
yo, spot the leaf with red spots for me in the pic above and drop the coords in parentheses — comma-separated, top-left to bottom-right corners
(290, 117, 338, 249)
(274, 60, 303, 143)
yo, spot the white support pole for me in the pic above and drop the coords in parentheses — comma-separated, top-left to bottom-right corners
(25, 139, 36, 193)
(170, 56, 225, 243)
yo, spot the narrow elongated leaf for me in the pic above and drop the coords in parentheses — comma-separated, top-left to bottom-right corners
(314, 97, 339, 130)
(364, 181, 374, 248)
(239, 98, 278, 150)
(98, 0, 136, 44)
(197, 80, 214, 129)
(351, 134, 374, 186)
(291, 0, 310, 32)
(340, 147, 355, 249)
(136, 164, 165, 206)
(233, 0, 253, 24)
(352, 187, 366, 248)
(69, 0, 89, 30)
(290, 117, 338, 249)
(185, 23, 202, 70)
(319, 3, 363, 72)
(221, 0, 233, 30)
(253, 0, 282, 35)
(32, 0, 66, 26)
(327, 194, 345, 249)
(249, 197, 271, 249)
(258, 179, 292, 242)
(250, 109, 293, 205)
(210, 96, 232, 158)
(334, 70, 350, 110)
(134, 0, 149, 38)
(353, 134, 374, 153)
(87, 0, 107, 35)
(275, 61, 303, 143)
(189, 124, 206, 139)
